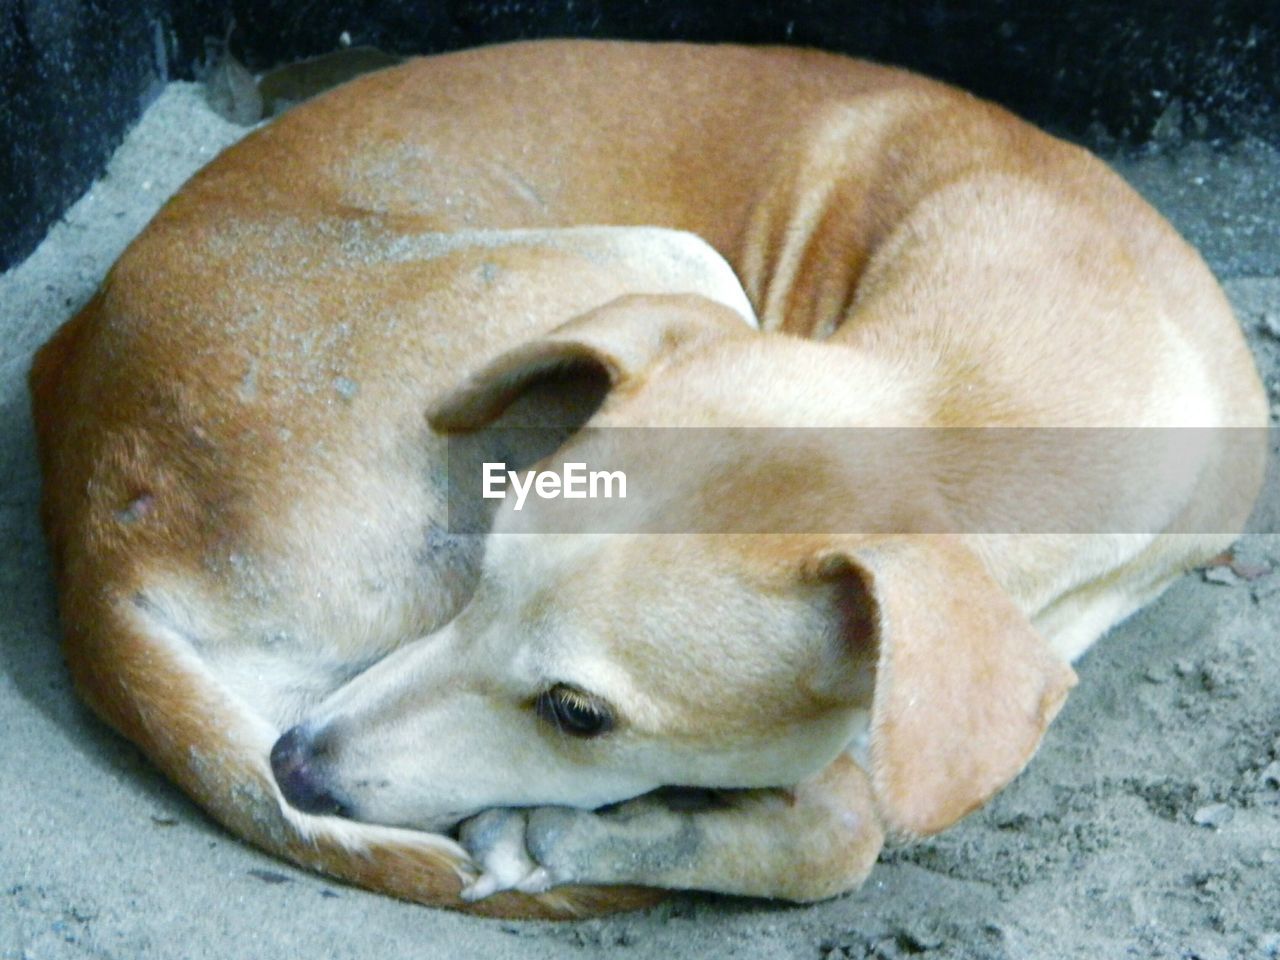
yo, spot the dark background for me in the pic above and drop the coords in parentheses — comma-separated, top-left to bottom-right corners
(2, 0, 1278, 271)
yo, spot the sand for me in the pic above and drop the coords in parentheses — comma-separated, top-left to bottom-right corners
(1, 81, 1278, 960)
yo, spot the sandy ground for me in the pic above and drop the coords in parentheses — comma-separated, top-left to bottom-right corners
(2, 81, 1279, 960)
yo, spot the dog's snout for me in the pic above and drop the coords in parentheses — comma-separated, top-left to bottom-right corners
(270, 725, 352, 817)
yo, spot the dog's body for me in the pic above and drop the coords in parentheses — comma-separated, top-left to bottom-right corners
(30, 41, 1266, 915)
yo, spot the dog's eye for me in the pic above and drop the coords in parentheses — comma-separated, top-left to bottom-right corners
(535, 684, 614, 738)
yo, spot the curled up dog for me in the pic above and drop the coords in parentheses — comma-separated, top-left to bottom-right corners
(29, 41, 1267, 915)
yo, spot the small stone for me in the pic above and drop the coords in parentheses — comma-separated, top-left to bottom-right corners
(206, 48, 264, 125)
(1202, 565, 1242, 586)
(1192, 803, 1234, 828)
(1151, 97, 1184, 146)
(900, 927, 946, 951)
(1259, 760, 1280, 790)
(1174, 659, 1197, 677)
(247, 868, 292, 884)
(1261, 312, 1280, 340)
(1256, 931, 1280, 957)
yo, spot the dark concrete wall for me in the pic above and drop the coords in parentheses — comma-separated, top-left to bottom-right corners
(3, 0, 1278, 270)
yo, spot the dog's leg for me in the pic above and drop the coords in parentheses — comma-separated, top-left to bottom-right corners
(461, 753, 883, 902)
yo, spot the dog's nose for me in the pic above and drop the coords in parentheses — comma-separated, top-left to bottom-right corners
(270, 725, 352, 817)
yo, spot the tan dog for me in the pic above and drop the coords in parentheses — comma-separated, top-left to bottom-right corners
(29, 40, 1266, 915)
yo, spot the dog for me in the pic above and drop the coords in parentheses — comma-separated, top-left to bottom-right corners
(29, 40, 1267, 915)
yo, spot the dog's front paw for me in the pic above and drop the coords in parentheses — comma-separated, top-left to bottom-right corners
(457, 808, 555, 900)
(527, 797, 696, 887)
(459, 799, 690, 899)
(459, 804, 621, 899)
(523, 805, 610, 882)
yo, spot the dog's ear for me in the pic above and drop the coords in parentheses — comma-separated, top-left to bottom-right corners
(428, 293, 748, 433)
(806, 536, 1076, 838)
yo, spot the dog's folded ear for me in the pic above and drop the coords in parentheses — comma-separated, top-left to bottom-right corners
(807, 536, 1077, 838)
(427, 293, 748, 432)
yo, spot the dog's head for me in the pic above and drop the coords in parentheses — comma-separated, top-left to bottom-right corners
(275, 294, 1075, 839)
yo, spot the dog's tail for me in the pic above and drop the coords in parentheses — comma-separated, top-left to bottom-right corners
(57, 581, 662, 919)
